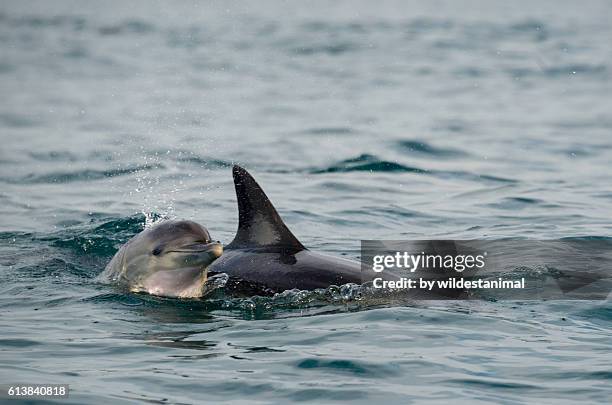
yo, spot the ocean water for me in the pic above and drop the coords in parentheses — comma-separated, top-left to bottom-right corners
(1, 0, 611, 403)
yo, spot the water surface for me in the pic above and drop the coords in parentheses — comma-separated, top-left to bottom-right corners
(1, 0, 611, 403)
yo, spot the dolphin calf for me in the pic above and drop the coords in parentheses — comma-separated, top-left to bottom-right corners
(100, 220, 223, 298)
(208, 165, 398, 295)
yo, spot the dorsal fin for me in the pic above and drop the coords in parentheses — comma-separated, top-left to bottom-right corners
(226, 165, 306, 251)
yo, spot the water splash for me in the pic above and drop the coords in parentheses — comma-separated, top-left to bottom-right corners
(142, 211, 167, 228)
(202, 280, 413, 314)
(131, 149, 184, 226)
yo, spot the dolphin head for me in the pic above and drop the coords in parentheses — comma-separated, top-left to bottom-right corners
(117, 220, 223, 298)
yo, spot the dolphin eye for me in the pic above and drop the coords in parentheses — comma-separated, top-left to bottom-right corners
(152, 246, 163, 256)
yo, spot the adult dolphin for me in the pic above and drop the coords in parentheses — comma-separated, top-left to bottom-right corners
(208, 165, 400, 295)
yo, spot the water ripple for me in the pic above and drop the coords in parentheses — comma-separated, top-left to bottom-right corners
(311, 154, 428, 174)
(397, 140, 469, 157)
(13, 164, 163, 184)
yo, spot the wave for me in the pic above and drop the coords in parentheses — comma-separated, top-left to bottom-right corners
(291, 41, 360, 56)
(16, 164, 163, 184)
(42, 215, 146, 257)
(397, 140, 468, 157)
(311, 154, 428, 174)
(0, 14, 87, 30)
(310, 154, 517, 184)
(299, 127, 355, 136)
(98, 20, 155, 36)
(485, 197, 546, 210)
(508, 64, 607, 79)
(28, 151, 80, 162)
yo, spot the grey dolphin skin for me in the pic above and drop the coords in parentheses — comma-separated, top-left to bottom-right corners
(100, 221, 223, 298)
(208, 165, 399, 295)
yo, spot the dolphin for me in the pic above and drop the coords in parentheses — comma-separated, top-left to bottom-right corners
(100, 220, 223, 298)
(207, 165, 400, 295)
